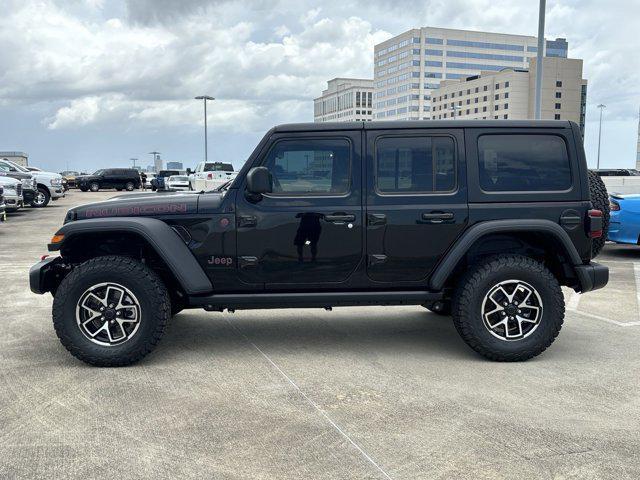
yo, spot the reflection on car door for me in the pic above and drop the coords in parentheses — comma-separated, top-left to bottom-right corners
(235, 131, 363, 289)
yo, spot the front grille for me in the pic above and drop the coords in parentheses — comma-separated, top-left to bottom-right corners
(16, 184, 22, 196)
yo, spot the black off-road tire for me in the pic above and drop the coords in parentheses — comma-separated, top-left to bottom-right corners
(52, 255, 171, 367)
(422, 300, 452, 316)
(452, 254, 564, 362)
(588, 170, 609, 258)
(80, 186, 88, 192)
(125, 182, 135, 191)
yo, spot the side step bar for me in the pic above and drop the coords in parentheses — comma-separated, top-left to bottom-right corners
(188, 290, 442, 311)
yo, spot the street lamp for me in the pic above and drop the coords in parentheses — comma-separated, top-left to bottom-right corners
(596, 104, 606, 170)
(130, 158, 138, 168)
(534, 0, 546, 119)
(195, 95, 215, 163)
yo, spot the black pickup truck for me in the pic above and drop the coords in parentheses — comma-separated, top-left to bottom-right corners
(30, 120, 608, 366)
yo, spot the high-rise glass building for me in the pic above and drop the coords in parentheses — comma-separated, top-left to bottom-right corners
(373, 27, 569, 121)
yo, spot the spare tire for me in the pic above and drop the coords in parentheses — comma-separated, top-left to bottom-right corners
(588, 170, 609, 258)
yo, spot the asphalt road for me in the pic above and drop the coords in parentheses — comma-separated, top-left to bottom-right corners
(1, 191, 639, 479)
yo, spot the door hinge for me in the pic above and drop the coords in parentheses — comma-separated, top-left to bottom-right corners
(238, 215, 257, 228)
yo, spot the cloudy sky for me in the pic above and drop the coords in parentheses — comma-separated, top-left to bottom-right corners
(0, 0, 638, 172)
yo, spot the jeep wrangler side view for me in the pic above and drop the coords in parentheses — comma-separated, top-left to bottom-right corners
(30, 120, 608, 366)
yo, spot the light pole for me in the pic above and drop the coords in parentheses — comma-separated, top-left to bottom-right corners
(130, 158, 138, 168)
(195, 95, 215, 163)
(596, 104, 606, 170)
(534, 0, 546, 119)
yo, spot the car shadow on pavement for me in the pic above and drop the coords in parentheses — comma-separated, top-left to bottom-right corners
(154, 309, 476, 362)
(602, 244, 640, 260)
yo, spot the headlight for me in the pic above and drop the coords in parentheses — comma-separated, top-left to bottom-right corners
(4, 184, 16, 192)
(50, 177, 62, 185)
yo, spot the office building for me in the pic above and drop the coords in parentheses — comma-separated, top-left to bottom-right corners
(154, 155, 163, 172)
(373, 27, 569, 121)
(314, 78, 374, 122)
(430, 57, 587, 133)
(0, 151, 28, 167)
(166, 161, 184, 170)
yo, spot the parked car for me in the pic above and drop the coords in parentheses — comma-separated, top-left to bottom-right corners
(594, 169, 640, 177)
(0, 163, 37, 206)
(0, 160, 64, 207)
(607, 193, 640, 244)
(150, 170, 181, 191)
(77, 168, 141, 192)
(0, 175, 23, 212)
(0, 185, 6, 221)
(165, 175, 191, 191)
(189, 161, 237, 191)
(31, 120, 609, 367)
(60, 171, 81, 188)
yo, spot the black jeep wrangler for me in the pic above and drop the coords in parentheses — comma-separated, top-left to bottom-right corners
(30, 121, 608, 366)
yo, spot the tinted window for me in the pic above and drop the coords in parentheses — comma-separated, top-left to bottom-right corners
(376, 136, 456, 193)
(262, 138, 350, 195)
(478, 135, 571, 192)
(204, 162, 234, 172)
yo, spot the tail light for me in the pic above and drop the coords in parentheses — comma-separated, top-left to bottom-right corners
(588, 209, 603, 238)
(207, 173, 213, 180)
(609, 199, 620, 211)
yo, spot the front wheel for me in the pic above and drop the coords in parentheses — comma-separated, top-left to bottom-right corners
(52, 256, 171, 366)
(89, 182, 100, 192)
(125, 182, 135, 191)
(30, 187, 50, 208)
(452, 255, 564, 362)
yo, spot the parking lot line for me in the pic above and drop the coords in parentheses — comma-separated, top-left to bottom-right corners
(226, 319, 394, 480)
(567, 307, 640, 327)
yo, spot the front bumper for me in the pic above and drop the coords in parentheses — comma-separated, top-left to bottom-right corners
(574, 262, 609, 293)
(4, 194, 23, 210)
(29, 256, 65, 294)
(51, 187, 65, 199)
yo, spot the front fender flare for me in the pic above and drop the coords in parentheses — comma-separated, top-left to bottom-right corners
(49, 217, 213, 295)
(429, 219, 584, 291)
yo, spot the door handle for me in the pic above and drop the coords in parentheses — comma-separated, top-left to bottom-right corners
(324, 213, 356, 223)
(421, 212, 454, 224)
(238, 215, 257, 228)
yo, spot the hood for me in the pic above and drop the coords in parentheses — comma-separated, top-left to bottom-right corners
(66, 191, 224, 222)
(0, 175, 20, 186)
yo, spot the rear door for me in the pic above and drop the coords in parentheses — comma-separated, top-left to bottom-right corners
(365, 128, 468, 284)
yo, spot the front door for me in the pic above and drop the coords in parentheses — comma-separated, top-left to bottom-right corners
(365, 128, 468, 284)
(236, 131, 363, 289)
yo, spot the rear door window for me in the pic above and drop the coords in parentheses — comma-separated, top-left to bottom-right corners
(375, 136, 456, 194)
(478, 134, 571, 192)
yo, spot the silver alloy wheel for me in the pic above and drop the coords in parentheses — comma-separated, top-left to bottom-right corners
(34, 191, 46, 205)
(481, 279, 543, 341)
(76, 282, 141, 346)
(90, 183, 99, 192)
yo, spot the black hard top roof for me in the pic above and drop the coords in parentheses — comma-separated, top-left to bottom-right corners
(272, 120, 574, 132)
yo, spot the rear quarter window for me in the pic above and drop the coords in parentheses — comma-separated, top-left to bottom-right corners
(478, 134, 571, 192)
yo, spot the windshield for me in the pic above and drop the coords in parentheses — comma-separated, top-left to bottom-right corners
(7, 161, 29, 173)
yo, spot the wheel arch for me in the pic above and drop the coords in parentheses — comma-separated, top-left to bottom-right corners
(50, 217, 212, 295)
(36, 183, 51, 194)
(430, 219, 584, 292)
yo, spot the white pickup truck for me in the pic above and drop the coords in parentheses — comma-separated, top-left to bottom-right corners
(189, 161, 237, 191)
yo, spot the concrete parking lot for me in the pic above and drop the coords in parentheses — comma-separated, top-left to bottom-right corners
(1, 192, 640, 479)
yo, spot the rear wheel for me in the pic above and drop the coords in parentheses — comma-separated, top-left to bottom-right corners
(52, 256, 171, 367)
(452, 254, 564, 362)
(588, 170, 609, 258)
(90, 182, 100, 192)
(125, 182, 135, 191)
(30, 187, 50, 208)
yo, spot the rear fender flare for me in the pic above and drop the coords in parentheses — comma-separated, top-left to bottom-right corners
(429, 219, 583, 291)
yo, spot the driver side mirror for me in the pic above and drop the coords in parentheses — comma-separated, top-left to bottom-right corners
(186, 168, 192, 175)
(246, 166, 272, 195)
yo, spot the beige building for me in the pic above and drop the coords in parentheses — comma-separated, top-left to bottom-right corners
(0, 151, 28, 167)
(314, 78, 373, 123)
(373, 27, 569, 121)
(430, 57, 587, 134)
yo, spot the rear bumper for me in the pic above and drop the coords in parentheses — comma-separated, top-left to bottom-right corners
(574, 262, 609, 293)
